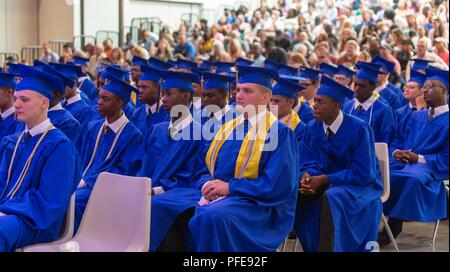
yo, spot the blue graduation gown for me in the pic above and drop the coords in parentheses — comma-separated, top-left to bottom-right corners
(75, 120, 143, 230)
(189, 121, 299, 252)
(379, 87, 401, 110)
(48, 109, 82, 145)
(388, 83, 407, 107)
(297, 102, 314, 124)
(0, 129, 80, 252)
(79, 78, 97, 102)
(137, 120, 204, 252)
(130, 105, 170, 137)
(294, 114, 383, 252)
(385, 110, 448, 222)
(395, 104, 416, 126)
(0, 114, 22, 143)
(343, 98, 396, 144)
(64, 100, 96, 130)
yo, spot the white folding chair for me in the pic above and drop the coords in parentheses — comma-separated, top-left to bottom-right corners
(375, 142, 400, 252)
(24, 172, 151, 252)
(431, 180, 449, 247)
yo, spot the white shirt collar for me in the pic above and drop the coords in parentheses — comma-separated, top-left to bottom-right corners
(146, 103, 158, 116)
(1, 106, 15, 119)
(105, 112, 128, 134)
(293, 100, 302, 112)
(239, 109, 268, 127)
(66, 94, 82, 106)
(323, 111, 344, 135)
(354, 95, 376, 111)
(49, 103, 63, 112)
(26, 118, 52, 137)
(169, 114, 193, 133)
(431, 104, 449, 118)
(213, 105, 231, 121)
(375, 80, 389, 93)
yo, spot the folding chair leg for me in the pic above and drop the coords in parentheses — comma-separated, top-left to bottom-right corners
(281, 240, 287, 252)
(381, 214, 400, 252)
(292, 238, 298, 252)
(432, 220, 440, 247)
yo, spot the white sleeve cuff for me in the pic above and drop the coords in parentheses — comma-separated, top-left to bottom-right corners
(153, 186, 165, 196)
(77, 179, 87, 189)
(392, 149, 400, 157)
(418, 155, 426, 164)
(0, 212, 7, 217)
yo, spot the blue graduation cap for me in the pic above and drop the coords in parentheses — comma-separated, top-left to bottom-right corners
(316, 76, 354, 104)
(273, 78, 305, 99)
(73, 56, 90, 67)
(140, 65, 161, 82)
(132, 55, 149, 67)
(320, 63, 338, 77)
(148, 57, 174, 71)
(198, 60, 214, 71)
(409, 69, 427, 86)
(161, 71, 198, 94)
(202, 72, 234, 92)
(102, 74, 139, 103)
(6, 62, 22, 75)
(299, 67, 320, 81)
(42, 65, 75, 90)
(372, 56, 395, 74)
(236, 65, 279, 90)
(264, 59, 279, 70)
(0, 72, 19, 89)
(190, 68, 203, 85)
(215, 62, 235, 74)
(167, 59, 178, 67)
(177, 59, 198, 71)
(278, 64, 299, 76)
(33, 60, 49, 71)
(236, 57, 253, 67)
(355, 62, 386, 84)
(99, 64, 130, 81)
(425, 68, 449, 90)
(51, 62, 85, 80)
(16, 65, 64, 100)
(336, 65, 356, 79)
(411, 59, 434, 71)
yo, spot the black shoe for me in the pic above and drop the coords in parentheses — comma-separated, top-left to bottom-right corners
(288, 230, 296, 239)
(377, 229, 392, 247)
(377, 218, 403, 247)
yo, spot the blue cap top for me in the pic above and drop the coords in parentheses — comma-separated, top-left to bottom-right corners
(33, 60, 49, 71)
(335, 65, 356, 79)
(355, 62, 386, 84)
(177, 59, 198, 71)
(16, 65, 64, 99)
(236, 57, 254, 67)
(140, 65, 161, 83)
(320, 63, 338, 77)
(299, 67, 321, 81)
(51, 62, 85, 80)
(411, 59, 434, 71)
(202, 72, 234, 92)
(73, 56, 90, 67)
(214, 62, 235, 74)
(100, 64, 130, 81)
(237, 66, 279, 90)
(6, 62, 22, 75)
(42, 65, 75, 90)
(102, 74, 139, 103)
(273, 78, 305, 99)
(132, 55, 149, 67)
(264, 59, 279, 70)
(148, 57, 174, 71)
(425, 67, 449, 90)
(167, 59, 178, 67)
(198, 60, 214, 71)
(316, 76, 354, 104)
(278, 64, 299, 76)
(0, 72, 19, 89)
(372, 56, 395, 74)
(161, 71, 198, 94)
(409, 69, 427, 86)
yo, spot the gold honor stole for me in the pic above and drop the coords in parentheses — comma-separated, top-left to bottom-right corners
(373, 91, 381, 100)
(283, 110, 301, 131)
(299, 96, 314, 108)
(206, 111, 278, 179)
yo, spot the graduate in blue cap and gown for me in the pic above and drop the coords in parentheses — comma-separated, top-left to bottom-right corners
(200, 72, 236, 139)
(52, 63, 96, 130)
(131, 56, 150, 108)
(378, 68, 449, 246)
(334, 65, 356, 89)
(395, 70, 427, 125)
(343, 63, 396, 145)
(214, 61, 235, 75)
(0, 65, 80, 252)
(72, 56, 97, 102)
(75, 75, 143, 231)
(319, 63, 339, 79)
(0, 72, 22, 141)
(198, 60, 214, 72)
(32, 62, 83, 146)
(270, 77, 307, 143)
(136, 70, 204, 252)
(188, 65, 300, 252)
(277, 64, 299, 77)
(298, 67, 321, 106)
(130, 65, 169, 137)
(295, 76, 383, 252)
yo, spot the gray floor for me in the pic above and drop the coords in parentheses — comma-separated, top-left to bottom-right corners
(280, 219, 449, 252)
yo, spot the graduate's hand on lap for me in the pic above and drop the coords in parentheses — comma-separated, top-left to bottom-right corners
(308, 175, 328, 193)
(404, 151, 419, 163)
(203, 180, 230, 201)
(299, 173, 313, 195)
(394, 150, 411, 163)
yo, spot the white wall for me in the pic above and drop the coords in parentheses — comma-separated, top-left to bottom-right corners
(38, 0, 75, 44)
(83, 0, 119, 36)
